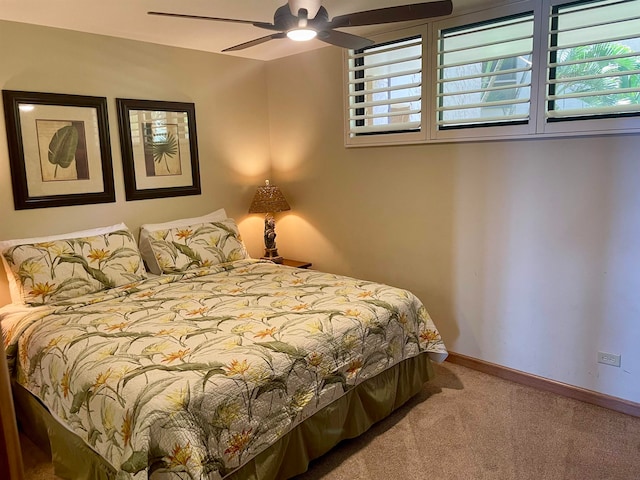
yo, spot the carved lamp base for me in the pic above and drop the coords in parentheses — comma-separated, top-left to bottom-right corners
(261, 248, 283, 264)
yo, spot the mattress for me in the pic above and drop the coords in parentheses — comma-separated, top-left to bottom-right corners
(2, 259, 447, 479)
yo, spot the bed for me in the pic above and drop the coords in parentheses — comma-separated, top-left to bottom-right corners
(0, 214, 447, 480)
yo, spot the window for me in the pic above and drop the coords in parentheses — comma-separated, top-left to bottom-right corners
(346, 36, 423, 139)
(343, 0, 640, 146)
(546, 0, 640, 122)
(437, 13, 535, 129)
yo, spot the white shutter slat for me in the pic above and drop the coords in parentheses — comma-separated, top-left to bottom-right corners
(437, 113, 529, 125)
(350, 54, 422, 72)
(351, 108, 422, 121)
(347, 68, 422, 85)
(549, 50, 639, 68)
(550, 32, 640, 51)
(439, 33, 534, 55)
(438, 82, 532, 98)
(547, 103, 640, 118)
(438, 65, 532, 83)
(550, 69, 640, 84)
(550, 15, 640, 36)
(437, 97, 531, 111)
(349, 95, 422, 110)
(349, 81, 422, 97)
(348, 38, 421, 60)
(350, 121, 422, 134)
(440, 49, 533, 70)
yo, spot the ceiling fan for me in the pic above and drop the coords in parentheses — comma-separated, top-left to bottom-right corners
(148, 0, 453, 52)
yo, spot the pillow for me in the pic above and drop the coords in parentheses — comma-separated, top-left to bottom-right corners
(139, 208, 227, 274)
(0, 224, 147, 305)
(0, 223, 131, 304)
(147, 218, 249, 274)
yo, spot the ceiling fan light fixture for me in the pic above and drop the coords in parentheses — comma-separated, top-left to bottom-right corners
(287, 28, 317, 41)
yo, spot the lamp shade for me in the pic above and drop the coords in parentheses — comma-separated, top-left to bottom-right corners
(248, 180, 291, 214)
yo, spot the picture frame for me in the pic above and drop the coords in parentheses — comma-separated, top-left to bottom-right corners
(2, 90, 115, 210)
(116, 98, 201, 201)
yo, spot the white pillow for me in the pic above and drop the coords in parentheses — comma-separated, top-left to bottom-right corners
(139, 209, 227, 274)
(0, 223, 129, 304)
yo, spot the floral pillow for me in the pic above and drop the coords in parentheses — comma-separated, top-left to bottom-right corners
(148, 218, 249, 273)
(1, 227, 147, 305)
(139, 208, 227, 275)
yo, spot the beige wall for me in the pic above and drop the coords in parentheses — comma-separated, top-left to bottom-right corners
(266, 47, 640, 404)
(0, 20, 272, 304)
(1, 19, 638, 405)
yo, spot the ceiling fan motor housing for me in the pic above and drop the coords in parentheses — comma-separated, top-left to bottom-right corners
(287, 0, 322, 19)
(275, 3, 329, 31)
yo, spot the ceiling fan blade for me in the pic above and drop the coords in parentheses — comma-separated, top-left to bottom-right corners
(222, 32, 287, 52)
(317, 30, 374, 50)
(147, 11, 280, 31)
(329, 0, 453, 28)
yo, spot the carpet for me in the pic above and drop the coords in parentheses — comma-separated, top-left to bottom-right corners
(21, 362, 640, 480)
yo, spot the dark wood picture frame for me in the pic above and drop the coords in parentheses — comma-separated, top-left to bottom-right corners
(2, 90, 115, 210)
(116, 98, 201, 201)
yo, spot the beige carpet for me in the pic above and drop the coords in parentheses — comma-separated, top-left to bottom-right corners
(21, 362, 640, 480)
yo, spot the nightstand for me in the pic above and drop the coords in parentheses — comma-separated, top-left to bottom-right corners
(281, 258, 312, 269)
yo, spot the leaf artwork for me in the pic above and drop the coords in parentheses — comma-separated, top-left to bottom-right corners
(151, 132, 178, 174)
(48, 125, 79, 178)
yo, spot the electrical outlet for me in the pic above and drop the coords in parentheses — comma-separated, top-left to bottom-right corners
(597, 352, 621, 367)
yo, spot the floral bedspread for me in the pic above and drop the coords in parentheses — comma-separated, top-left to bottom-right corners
(1, 259, 447, 479)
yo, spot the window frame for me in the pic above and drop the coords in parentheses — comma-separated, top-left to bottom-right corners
(343, 0, 640, 147)
(344, 26, 429, 147)
(430, 2, 541, 141)
(537, 0, 640, 135)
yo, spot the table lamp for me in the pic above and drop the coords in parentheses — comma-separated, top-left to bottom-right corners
(248, 180, 291, 263)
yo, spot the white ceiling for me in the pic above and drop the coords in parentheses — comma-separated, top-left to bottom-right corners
(0, 0, 489, 62)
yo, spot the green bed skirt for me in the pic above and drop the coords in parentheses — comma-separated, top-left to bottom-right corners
(14, 353, 435, 480)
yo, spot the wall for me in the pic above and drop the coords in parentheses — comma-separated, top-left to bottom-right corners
(0, 20, 272, 304)
(266, 47, 640, 404)
(1, 18, 638, 406)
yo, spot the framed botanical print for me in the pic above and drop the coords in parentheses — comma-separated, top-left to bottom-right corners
(116, 99, 201, 201)
(2, 90, 115, 209)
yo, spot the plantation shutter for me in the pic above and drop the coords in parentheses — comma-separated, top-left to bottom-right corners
(437, 13, 535, 128)
(347, 36, 423, 136)
(546, 0, 640, 120)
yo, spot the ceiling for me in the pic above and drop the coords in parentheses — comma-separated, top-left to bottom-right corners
(0, 0, 492, 61)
